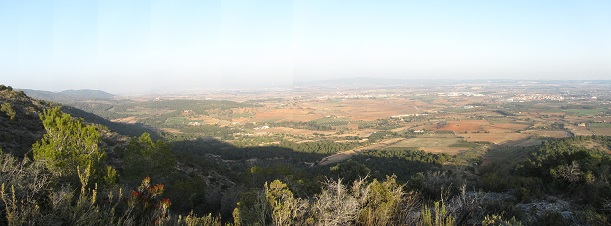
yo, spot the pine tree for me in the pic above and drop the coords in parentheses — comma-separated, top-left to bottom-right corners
(124, 133, 176, 181)
(32, 107, 113, 186)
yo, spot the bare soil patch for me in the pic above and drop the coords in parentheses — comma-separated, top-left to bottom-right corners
(441, 120, 490, 133)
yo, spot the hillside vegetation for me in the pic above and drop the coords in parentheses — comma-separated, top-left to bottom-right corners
(0, 85, 610, 225)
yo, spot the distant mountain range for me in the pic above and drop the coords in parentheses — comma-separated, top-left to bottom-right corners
(19, 89, 114, 102)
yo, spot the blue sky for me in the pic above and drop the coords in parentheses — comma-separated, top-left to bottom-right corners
(1, 0, 610, 93)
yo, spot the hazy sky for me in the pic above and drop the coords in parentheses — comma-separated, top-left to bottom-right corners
(1, 1, 610, 93)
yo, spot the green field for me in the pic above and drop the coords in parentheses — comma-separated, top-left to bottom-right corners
(564, 108, 607, 116)
(165, 117, 187, 125)
(312, 117, 349, 126)
(590, 122, 611, 128)
(232, 112, 255, 118)
(390, 137, 462, 149)
(409, 95, 437, 104)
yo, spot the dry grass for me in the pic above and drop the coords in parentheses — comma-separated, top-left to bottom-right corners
(160, 128, 182, 134)
(482, 126, 514, 134)
(392, 137, 461, 148)
(590, 127, 611, 136)
(388, 137, 465, 154)
(299, 98, 427, 121)
(522, 130, 569, 138)
(191, 115, 233, 126)
(513, 137, 543, 146)
(566, 125, 593, 136)
(575, 140, 610, 152)
(488, 123, 530, 130)
(252, 108, 323, 122)
(419, 148, 464, 155)
(265, 127, 335, 135)
(464, 133, 530, 144)
(111, 116, 138, 124)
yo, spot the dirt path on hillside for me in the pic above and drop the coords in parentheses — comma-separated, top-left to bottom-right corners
(318, 138, 405, 166)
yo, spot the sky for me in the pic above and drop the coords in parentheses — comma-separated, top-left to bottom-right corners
(1, 0, 610, 93)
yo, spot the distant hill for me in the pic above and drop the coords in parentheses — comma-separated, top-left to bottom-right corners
(60, 105, 161, 141)
(1, 85, 158, 156)
(20, 89, 114, 102)
(59, 89, 114, 99)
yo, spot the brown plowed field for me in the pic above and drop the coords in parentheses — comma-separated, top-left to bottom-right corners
(441, 120, 490, 133)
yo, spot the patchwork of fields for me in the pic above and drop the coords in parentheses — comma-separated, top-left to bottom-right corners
(80, 85, 611, 159)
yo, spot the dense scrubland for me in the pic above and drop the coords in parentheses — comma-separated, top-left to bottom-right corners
(1, 84, 611, 225)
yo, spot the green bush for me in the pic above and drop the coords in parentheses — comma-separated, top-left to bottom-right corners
(32, 107, 115, 186)
(1, 102, 16, 120)
(123, 133, 176, 182)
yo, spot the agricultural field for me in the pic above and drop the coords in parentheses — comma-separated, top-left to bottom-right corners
(566, 124, 594, 136)
(563, 107, 608, 116)
(66, 82, 611, 158)
(522, 130, 570, 138)
(387, 137, 465, 154)
(440, 120, 489, 133)
(464, 133, 531, 144)
(590, 122, 611, 136)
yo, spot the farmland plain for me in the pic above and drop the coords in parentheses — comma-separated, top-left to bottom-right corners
(68, 81, 611, 162)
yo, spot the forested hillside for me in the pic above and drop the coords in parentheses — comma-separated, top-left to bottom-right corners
(0, 85, 609, 225)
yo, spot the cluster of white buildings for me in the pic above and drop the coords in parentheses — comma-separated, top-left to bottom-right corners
(390, 113, 429, 119)
(509, 94, 564, 101)
(437, 92, 485, 97)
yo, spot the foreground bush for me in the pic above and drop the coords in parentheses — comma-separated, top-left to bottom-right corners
(233, 176, 493, 226)
(0, 150, 219, 226)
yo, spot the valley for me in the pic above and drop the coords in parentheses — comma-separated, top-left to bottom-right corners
(66, 80, 611, 156)
(2, 81, 611, 225)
